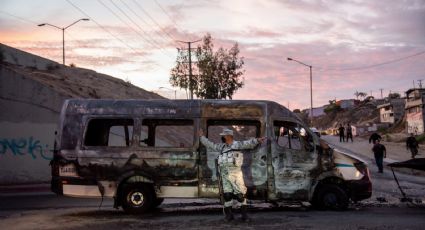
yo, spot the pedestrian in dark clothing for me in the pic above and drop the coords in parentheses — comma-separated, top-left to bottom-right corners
(346, 123, 353, 142)
(338, 124, 345, 142)
(372, 139, 386, 173)
(406, 133, 419, 159)
(369, 132, 381, 144)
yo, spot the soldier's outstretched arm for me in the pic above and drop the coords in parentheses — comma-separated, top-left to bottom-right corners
(198, 129, 222, 152)
(237, 137, 266, 149)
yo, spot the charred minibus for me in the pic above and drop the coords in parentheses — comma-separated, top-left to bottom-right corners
(51, 99, 371, 213)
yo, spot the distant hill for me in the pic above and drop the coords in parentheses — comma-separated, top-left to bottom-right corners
(312, 102, 379, 130)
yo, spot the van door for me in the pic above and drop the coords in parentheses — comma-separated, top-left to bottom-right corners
(138, 119, 199, 198)
(271, 120, 318, 200)
(198, 119, 268, 199)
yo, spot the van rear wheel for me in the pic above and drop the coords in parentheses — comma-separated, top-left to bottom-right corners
(313, 184, 349, 210)
(121, 183, 154, 214)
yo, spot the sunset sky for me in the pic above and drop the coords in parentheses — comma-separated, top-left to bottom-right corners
(1, 0, 424, 110)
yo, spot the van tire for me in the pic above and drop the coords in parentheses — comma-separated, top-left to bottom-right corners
(121, 183, 154, 214)
(152, 198, 164, 208)
(313, 184, 349, 210)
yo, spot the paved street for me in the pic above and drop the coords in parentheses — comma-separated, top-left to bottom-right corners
(1, 194, 425, 230)
(1, 136, 425, 229)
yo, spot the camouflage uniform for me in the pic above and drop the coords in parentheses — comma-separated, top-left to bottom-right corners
(200, 136, 259, 207)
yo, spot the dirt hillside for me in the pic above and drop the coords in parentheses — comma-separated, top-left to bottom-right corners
(312, 102, 379, 130)
(1, 43, 163, 100)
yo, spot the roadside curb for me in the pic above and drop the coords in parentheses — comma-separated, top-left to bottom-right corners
(0, 183, 53, 197)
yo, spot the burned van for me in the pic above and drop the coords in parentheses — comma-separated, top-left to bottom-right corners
(51, 99, 371, 213)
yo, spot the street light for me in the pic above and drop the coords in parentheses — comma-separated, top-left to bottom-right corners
(38, 18, 89, 65)
(159, 87, 177, 99)
(287, 57, 313, 125)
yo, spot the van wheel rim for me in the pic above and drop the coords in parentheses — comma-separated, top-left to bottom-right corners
(129, 192, 144, 206)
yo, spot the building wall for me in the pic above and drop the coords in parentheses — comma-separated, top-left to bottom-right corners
(0, 67, 66, 184)
(379, 107, 395, 123)
(406, 106, 424, 135)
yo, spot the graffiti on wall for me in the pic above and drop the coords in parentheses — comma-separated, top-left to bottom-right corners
(0, 137, 53, 160)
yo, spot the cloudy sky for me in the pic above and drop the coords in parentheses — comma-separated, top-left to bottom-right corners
(1, 0, 424, 110)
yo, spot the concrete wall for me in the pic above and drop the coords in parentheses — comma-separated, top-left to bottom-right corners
(0, 66, 67, 184)
(1, 43, 59, 70)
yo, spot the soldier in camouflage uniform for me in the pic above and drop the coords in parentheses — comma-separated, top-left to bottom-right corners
(199, 128, 266, 222)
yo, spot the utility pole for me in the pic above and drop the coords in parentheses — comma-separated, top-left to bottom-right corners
(380, 88, 383, 99)
(418, 79, 423, 89)
(176, 39, 201, 99)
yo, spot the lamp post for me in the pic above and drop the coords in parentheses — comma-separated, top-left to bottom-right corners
(159, 87, 177, 99)
(38, 18, 89, 65)
(287, 57, 313, 125)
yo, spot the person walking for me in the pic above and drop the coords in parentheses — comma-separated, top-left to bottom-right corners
(199, 128, 266, 222)
(369, 132, 382, 144)
(406, 133, 419, 159)
(338, 124, 345, 142)
(372, 139, 386, 173)
(346, 123, 353, 142)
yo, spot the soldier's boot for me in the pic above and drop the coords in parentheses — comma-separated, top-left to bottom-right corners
(223, 207, 234, 222)
(240, 205, 251, 222)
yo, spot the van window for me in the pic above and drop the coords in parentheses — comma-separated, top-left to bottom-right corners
(207, 120, 260, 143)
(273, 121, 313, 151)
(140, 119, 194, 148)
(274, 121, 302, 150)
(84, 118, 134, 147)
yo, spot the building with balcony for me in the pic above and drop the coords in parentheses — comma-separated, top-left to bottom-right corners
(377, 98, 405, 124)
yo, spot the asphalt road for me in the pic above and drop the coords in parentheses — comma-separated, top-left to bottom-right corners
(1, 195, 425, 230)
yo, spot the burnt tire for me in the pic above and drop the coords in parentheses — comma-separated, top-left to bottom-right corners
(120, 183, 154, 214)
(313, 184, 349, 210)
(152, 198, 164, 208)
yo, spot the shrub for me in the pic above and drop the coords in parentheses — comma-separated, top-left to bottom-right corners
(46, 63, 60, 70)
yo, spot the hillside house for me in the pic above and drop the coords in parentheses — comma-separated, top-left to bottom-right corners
(405, 88, 425, 135)
(377, 98, 405, 124)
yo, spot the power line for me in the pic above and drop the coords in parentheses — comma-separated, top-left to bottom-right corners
(97, 0, 160, 52)
(118, 0, 176, 48)
(318, 50, 425, 72)
(66, 0, 160, 68)
(130, 0, 177, 42)
(0, 10, 39, 25)
(152, 0, 185, 34)
(106, 0, 174, 60)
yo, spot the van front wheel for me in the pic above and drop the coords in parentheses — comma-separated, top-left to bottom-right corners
(313, 184, 349, 210)
(121, 183, 154, 214)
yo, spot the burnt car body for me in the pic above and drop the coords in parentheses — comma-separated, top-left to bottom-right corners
(51, 99, 371, 213)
